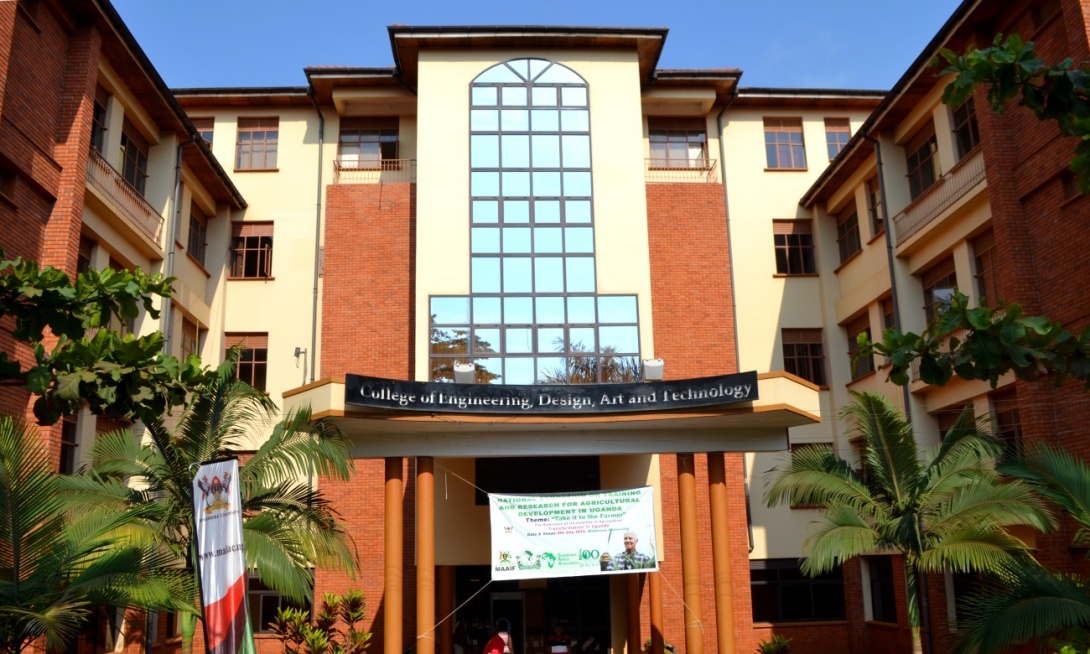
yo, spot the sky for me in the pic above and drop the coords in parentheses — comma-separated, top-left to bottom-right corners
(111, 0, 963, 91)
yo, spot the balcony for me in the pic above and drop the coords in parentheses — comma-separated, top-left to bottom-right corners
(85, 148, 164, 244)
(334, 158, 416, 184)
(644, 158, 719, 183)
(893, 147, 985, 243)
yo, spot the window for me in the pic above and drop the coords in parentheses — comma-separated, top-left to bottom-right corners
(235, 118, 278, 170)
(648, 118, 708, 168)
(91, 85, 108, 155)
(230, 222, 273, 278)
(952, 98, 980, 160)
(77, 236, 94, 274)
(750, 559, 845, 623)
(248, 577, 308, 633)
(191, 117, 214, 146)
(764, 118, 806, 169)
(188, 203, 208, 267)
(972, 229, 998, 307)
(59, 419, 78, 474)
(836, 207, 861, 264)
(951, 572, 985, 629)
(847, 314, 873, 381)
(922, 257, 957, 322)
(867, 177, 884, 237)
(782, 329, 825, 386)
(906, 128, 938, 200)
(181, 317, 198, 360)
(225, 333, 267, 391)
(338, 118, 398, 168)
(867, 556, 897, 623)
(934, 406, 962, 441)
(773, 221, 816, 275)
(881, 297, 896, 331)
(825, 118, 850, 160)
(120, 120, 149, 196)
(991, 389, 1023, 459)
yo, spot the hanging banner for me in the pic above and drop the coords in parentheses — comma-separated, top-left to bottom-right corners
(489, 487, 658, 580)
(191, 458, 256, 654)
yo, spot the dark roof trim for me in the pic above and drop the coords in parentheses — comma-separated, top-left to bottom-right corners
(656, 69, 743, 79)
(304, 67, 397, 78)
(739, 87, 886, 98)
(800, 0, 980, 208)
(387, 25, 670, 37)
(96, 0, 246, 210)
(171, 86, 310, 96)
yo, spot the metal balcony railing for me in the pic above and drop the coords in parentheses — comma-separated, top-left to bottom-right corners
(333, 158, 416, 184)
(644, 158, 719, 183)
(85, 148, 164, 243)
(893, 147, 985, 243)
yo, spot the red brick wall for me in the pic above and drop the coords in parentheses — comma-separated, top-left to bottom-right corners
(321, 183, 416, 380)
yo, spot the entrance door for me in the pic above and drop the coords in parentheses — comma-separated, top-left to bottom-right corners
(491, 591, 525, 654)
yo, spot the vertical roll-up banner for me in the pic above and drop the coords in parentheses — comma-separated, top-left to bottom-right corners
(192, 458, 256, 654)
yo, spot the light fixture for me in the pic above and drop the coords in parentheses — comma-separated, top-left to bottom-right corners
(641, 358, 665, 382)
(453, 362, 476, 384)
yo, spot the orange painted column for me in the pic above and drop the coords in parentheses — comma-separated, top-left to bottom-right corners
(708, 452, 735, 654)
(677, 453, 704, 654)
(385, 457, 404, 654)
(649, 573, 664, 654)
(438, 566, 454, 654)
(417, 457, 436, 654)
(627, 574, 641, 654)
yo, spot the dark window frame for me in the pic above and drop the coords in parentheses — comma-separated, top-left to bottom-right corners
(782, 328, 825, 386)
(952, 98, 980, 160)
(836, 208, 862, 264)
(59, 419, 78, 475)
(235, 118, 279, 170)
(120, 121, 149, 196)
(187, 204, 208, 268)
(248, 576, 309, 633)
(867, 177, 884, 237)
(648, 118, 709, 168)
(922, 258, 957, 323)
(91, 85, 109, 155)
(867, 556, 898, 623)
(906, 129, 938, 200)
(750, 558, 846, 623)
(226, 333, 268, 392)
(230, 222, 273, 279)
(764, 118, 807, 170)
(338, 118, 399, 168)
(191, 117, 214, 146)
(847, 315, 873, 381)
(972, 229, 998, 307)
(180, 316, 198, 360)
(773, 221, 816, 275)
(825, 118, 850, 160)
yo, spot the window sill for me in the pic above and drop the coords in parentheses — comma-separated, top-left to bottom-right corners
(16, 3, 42, 33)
(832, 249, 863, 273)
(234, 167, 279, 173)
(865, 620, 900, 629)
(186, 251, 211, 277)
(227, 276, 276, 281)
(764, 167, 809, 172)
(866, 230, 886, 246)
(0, 191, 16, 209)
(773, 272, 820, 278)
(847, 369, 877, 386)
(752, 620, 848, 628)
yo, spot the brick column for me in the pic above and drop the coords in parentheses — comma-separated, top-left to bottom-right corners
(677, 453, 703, 654)
(386, 457, 404, 654)
(707, 452, 735, 654)
(417, 457, 435, 654)
(649, 572, 664, 654)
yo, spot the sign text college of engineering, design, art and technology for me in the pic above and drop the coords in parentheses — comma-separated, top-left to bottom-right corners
(344, 370, 758, 415)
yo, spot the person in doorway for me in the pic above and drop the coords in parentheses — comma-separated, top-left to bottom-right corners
(483, 618, 513, 654)
(604, 531, 653, 570)
(546, 620, 572, 654)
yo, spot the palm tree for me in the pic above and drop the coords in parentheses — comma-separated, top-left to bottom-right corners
(62, 364, 358, 653)
(952, 444, 1090, 653)
(0, 416, 191, 652)
(765, 392, 1054, 654)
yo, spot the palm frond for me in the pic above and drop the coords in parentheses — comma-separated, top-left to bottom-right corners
(243, 407, 352, 487)
(1000, 443, 1090, 546)
(841, 392, 922, 509)
(800, 506, 881, 575)
(925, 479, 1054, 537)
(764, 443, 882, 516)
(916, 529, 1031, 574)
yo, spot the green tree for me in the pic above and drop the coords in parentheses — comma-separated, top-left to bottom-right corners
(61, 366, 358, 654)
(0, 249, 216, 425)
(765, 392, 1053, 654)
(0, 416, 192, 652)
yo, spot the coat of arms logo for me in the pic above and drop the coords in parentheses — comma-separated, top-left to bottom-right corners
(197, 471, 232, 515)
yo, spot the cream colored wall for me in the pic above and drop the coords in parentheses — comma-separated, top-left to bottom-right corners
(412, 49, 655, 381)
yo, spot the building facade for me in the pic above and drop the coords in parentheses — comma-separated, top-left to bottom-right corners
(2, 1, 1089, 654)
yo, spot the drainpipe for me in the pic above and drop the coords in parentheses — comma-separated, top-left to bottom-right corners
(163, 136, 196, 356)
(307, 86, 325, 383)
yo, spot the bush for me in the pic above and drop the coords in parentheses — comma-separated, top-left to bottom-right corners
(270, 590, 373, 654)
(756, 634, 792, 654)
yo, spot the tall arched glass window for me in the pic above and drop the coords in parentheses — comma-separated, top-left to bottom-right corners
(429, 59, 641, 385)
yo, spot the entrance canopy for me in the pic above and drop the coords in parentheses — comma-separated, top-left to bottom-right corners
(282, 371, 820, 457)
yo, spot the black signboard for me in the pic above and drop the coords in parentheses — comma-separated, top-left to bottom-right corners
(344, 371, 759, 415)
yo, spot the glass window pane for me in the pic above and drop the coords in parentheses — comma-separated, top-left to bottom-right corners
(563, 172, 592, 196)
(537, 356, 567, 383)
(501, 110, 529, 131)
(568, 296, 596, 323)
(430, 297, 471, 324)
(536, 64, 583, 85)
(504, 297, 533, 324)
(600, 325, 639, 353)
(534, 227, 563, 253)
(565, 227, 594, 253)
(570, 327, 596, 351)
(474, 328, 501, 354)
(534, 258, 564, 293)
(531, 135, 561, 167)
(472, 87, 498, 106)
(533, 172, 562, 197)
(538, 327, 565, 353)
(531, 86, 557, 106)
(599, 296, 637, 323)
(536, 296, 565, 323)
(561, 109, 589, 131)
(503, 227, 532, 253)
(505, 356, 535, 384)
(505, 327, 533, 354)
(471, 135, 499, 168)
(474, 297, 501, 323)
(566, 257, 596, 292)
(535, 200, 561, 223)
(507, 59, 530, 80)
(471, 110, 499, 131)
(531, 110, 559, 132)
(501, 86, 528, 106)
(561, 87, 588, 107)
(474, 64, 522, 84)
(566, 200, 592, 223)
(503, 257, 532, 293)
(503, 200, 530, 223)
(562, 135, 591, 168)
(471, 172, 499, 196)
(502, 135, 530, 167)
(528, 59, 551, 81)
(502, 172, 531, 196)
(471, 258, 500, 293)
(471, 227, 500, 253)
(473, 200, 499, 223)
(476, 358, 502, 384)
